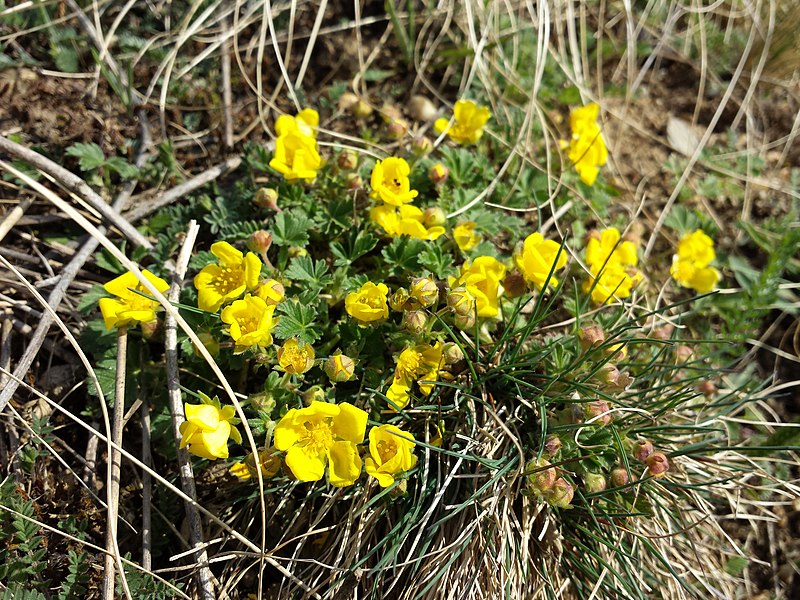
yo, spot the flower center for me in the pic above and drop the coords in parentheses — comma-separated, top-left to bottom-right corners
(302, 420, 334, 455)
(213, 266, 243, 295)
(236, 313, 260, 335)
(376, 439, 397, 464)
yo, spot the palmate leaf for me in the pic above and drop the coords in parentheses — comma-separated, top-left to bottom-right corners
(273, 299, 321, 343)
(381, 236, 425, 275)
(331, 229, 378, 266)
(66, 142, 105, 171)
(284, 254, 333, 290)
(272, 212, 312, 247)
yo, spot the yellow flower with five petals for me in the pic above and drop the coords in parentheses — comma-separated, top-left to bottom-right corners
(194, 241, 262, 313)
(365, 425, 417, 487)
(448, 256, 507, 318)
(434, 99, 491, 145)
(370, 157, 418, 206)
(514, 232, 568, 290)
(370, 204, 445, 241)
(670, 230, 720, 293)
(179, 395, 242, 460)
(98, 269, 170, 330)
(345, 282, 390, 325)
(220, 294, 277, 353)
(565, 103, 608, 186)
(386, 341, 443, 410)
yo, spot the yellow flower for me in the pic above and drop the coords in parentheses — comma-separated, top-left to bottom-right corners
(370, 157, 418, 206)
(270, 112, 322, 183)
(448, 256, 507, 318)
(98, 269, 170, 330)
(232, 448, 283, 481)
(370, 204, 445, 241)
(275, 108, 319, 139)
(566, 103, 608, 186)
(179, 397, 242, 460)
(387, 341, 443, 410)
(277, 338, 315, 374)
(670, 230, 721, 293)
(365, 425, 417, 487)
(583, 228, 642, 304)
(514, 232, 568, 290)
(434, 99, 491, 145)
(408, 277, 439, 308)
(273, 400, 368, 486)
(256, 279, 285, 306)
(323, 353, 356, 382)
(345, 282, 390, 324)
(453, 221, 480, 251)
(220, 294, 277, 353)
(194, 241, 262, 313)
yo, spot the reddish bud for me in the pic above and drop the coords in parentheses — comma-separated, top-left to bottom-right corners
(527, 458, 556, 494)
(578, 323, 605, 351)
(645, 453, 670, 478)
(610, 467, 630, 488)
(584, 400, 612, 425)
(543, 434, 562, 458)
(632, 439, 654, 462)
(584, 472, 607, 493)
(337, 150, 358, 170)
(429, 163, 449, 185)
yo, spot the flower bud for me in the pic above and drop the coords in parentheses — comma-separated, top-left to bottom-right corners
(423, 207, 446, 228)
(192, 332, 220, 358)
(248, 230, 273, 254)
(698, 380, 716, 398)
(408, 95, 437, 122)
(254, 187, 280, 211)
(632, 439, 654, 462)
(277, 338, 315, 375)
(257, 279, 285, 306)
(353, 99, 373, 119)
(345, 173, 363, 190)
(380, 102, 403, 123)
(645, 453, 670, 478)
(338, 92, 359, 112)
(429, 163, 449, 185)
(409, 277, 439, 308)
(389, 288, 411, 312)
(454, 312, 476, 331)
(248, 391, 275, 414)
(402, 310, 428, 335)
(447, 286, 475, 317)
(546, 478, 574, 509)
(583, 472, 607, 493)
(390, 478, 409, 496)
(578, 323, 605, 350)
(302, 386, 326, 405)
(386, 118, 409, 140)
(411, 136, 433, 156)
(609, 467, 630, 488)
(543, 434, 562, 458)
(502, 271, 527, 298)
(584, 400, 612, 425)
(527, 458, 556, 494)
(442, 342, 465, 366)
(337, 150, 358, 170)
(596, 363, 620, 387)
(650, 324, 674, 341)
(140, 319, 162, 341)
(324, 353, 355, 383)
(245, 447, 282, 479)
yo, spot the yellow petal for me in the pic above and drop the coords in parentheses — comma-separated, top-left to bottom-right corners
(273, 408, 301, 451)
(327, 441, 362, 487)
(199, 421, 231, 459)
(331, 402, 368, 444)
(103, 271, 139, 299)
(185, 403, 221, 430)
(365, 457, 395, 488)
(211, 241, 243, 266)
(285, 446, 325, 481)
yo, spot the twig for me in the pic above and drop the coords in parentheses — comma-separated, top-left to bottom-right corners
(164, 220, 215, 600)
(221, 14, 234, 148)
(141, 359, 153, 571)
(0, 135, 152, 249)
(0, 196, 33, 243)
(102, 325, 130, 600)
(123, 156, 243, 223)
(0, 112, 152, 413)
(84, 422, 100, 490)
(0, 315, 20, 476)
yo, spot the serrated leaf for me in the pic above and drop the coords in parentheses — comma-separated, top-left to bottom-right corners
(273, 300, 320, 343)
(284, 255, 333, 289)
(66, 143, 105, 172)
(419, 245, 457, 279)
(331, 229, 378, 266)
(272, 212, 312, 247)
(104, 156, 139, 179)
(53, 46, 79, 73)
(381, 237, 425, 275)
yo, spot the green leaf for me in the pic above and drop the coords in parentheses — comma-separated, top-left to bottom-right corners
(330, 229, 378, 266)
(419, 244, 457, 279)
(381, 237, 425, 275)
(77, 284, 108, 314)
(66, 143, 105, 172)
(362, 68, 395, 82)
(284, 255, 333, 289)
(104, 156, 139, 179)
(273, 300, 321, 343)
(272, 212, 312, 247)
(53, 46, 79, 73)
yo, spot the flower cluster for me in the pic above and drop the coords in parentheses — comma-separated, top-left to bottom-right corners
(269, 108, 323, 183)
(565, 103, 608, 186)
(670, 230, 720, 293)
(583, 227, 642, 304)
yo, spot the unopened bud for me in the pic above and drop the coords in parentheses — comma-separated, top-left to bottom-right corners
(386, 118, 409, 140)
(245, 447, 282, 479)
(346, 173, 363, 190)
(140, 319, 161, 341)
(698, 380, 716, 398)
(596, 363, 620, 386)
(338, 92, 359, 112)
(527, 458, 556, 494)
(254, 187, 280, 211)
(380, 102, 403, 123)
(442, 342, 465, 366)
(409, 277, 438, 308)
(447, 286, 475, 317)
(411, 136, 433, 156)
(248, 391, 275, 414)
(454, 312, 476, 331)
(389, 478, 409, 496)
(257, 279, 285, 306)
(302, 386, 326, 405)
(546, 478, 574, 509)
(632, 439, 654, 462)
(248, 230, 273, 254)
(646, 453, 670, 478)
(337, 150, 358, 170)
(324, 353, 355, 383)
(543, 434, 562, 458)
(502, 271, 527, 298)
(408, 95, 437, 122)
(584, 472, 607, 493)
(423, 207, 446, 228)
(353, 99, 373, 119)
(610, 467, 630, 488)
(389, 288, 411, 312)
(402, 310, 428, 335)
(192, 332, 219, 358)
(578, 323, 605, 350)
(584, 400, 612, 425)
(429, 163, 449, 185)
